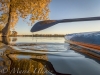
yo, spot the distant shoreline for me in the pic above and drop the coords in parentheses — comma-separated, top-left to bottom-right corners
(0, 32, 66, 37)
(10, 34, 65, 37)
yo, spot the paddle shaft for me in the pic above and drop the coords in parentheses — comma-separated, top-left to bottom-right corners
(60, 16, 100, 23)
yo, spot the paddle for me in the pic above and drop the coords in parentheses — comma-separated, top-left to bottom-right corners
(30, 16, 100, 32)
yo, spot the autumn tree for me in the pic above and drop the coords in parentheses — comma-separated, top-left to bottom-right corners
(0, 0, 51, 36)
(11, 30, 17, 36)
(0, 24, 4, 31)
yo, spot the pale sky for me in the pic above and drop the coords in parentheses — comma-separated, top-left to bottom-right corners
(15, 0, 100, 35)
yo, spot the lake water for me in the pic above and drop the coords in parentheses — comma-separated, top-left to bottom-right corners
(10, 37, 65, 43)
(0, 37, 100, 75)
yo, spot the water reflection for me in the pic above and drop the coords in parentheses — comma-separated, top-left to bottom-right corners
(0, 47, 70, 75)
(0, 37, 17, 45)
(0, 36, 68, 75)
(31, 58, 71, 75)
(0, 47, 48, 75)
(10, 37, 65, 43)
(1, 37, 100, 75)
(11, 37, 17, 42)
(8, 53, 48, 75)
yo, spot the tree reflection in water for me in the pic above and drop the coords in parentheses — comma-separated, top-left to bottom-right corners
(0, 51, 49, 75)
(0, 47, 71, 75)
(0, 37, 49, 75)
(31, 58, 71, 75)
(12, 37, 17, 42)
(0, 37, 71, 75)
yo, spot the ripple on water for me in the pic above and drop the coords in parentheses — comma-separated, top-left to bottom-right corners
(10, 43, 68, 54)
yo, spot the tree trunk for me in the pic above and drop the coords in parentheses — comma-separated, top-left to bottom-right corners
(2, 36, 10, 45)
(2, 4, 11, 37)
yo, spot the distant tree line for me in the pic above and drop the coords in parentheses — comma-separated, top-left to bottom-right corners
(17, 34, 65, 37)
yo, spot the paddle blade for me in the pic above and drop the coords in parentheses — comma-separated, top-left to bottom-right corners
(30, 20, 59, 32)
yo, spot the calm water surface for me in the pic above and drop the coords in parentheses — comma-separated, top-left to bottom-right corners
(0, 37, 100, 75)
(10, 37, 65, 43)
